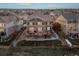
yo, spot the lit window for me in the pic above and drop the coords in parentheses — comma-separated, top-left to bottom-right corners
(0, 23, 4, 27)
(29, 22, 33, 25)
(47, 27, 50, 30)
(37, 22, 42, 25)
(38, 27, 42, 32)
(29, 27, 35, 33)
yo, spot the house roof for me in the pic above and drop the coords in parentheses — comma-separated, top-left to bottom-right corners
(52, 10, 78, 22)
(63, 12, 76, 22)
(0, 16, 17, 23)
(55, 15, 68, 25)
(23, 13, 54, 22)
(52, 10, 62, 15)
(50, 10, 62, 16)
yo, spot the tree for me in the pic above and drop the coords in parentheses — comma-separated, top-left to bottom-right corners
(52, 22, 62, 32)
(44, 12, 49, 15)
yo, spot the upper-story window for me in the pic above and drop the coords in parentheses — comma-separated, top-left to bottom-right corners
(29, 27, 35, 33)
(37, 22, 42, 25)
(38, 27, 43, 32)
(29, 22, 33, 25)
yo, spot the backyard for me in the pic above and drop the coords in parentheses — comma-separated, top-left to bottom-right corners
(17, 40, 61, 47)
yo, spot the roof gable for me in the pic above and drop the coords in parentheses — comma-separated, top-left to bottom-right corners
(55, 15, 68, 25)
(56, 15, 68, 22)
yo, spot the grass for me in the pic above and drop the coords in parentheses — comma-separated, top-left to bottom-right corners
(0, 47, 78, 56)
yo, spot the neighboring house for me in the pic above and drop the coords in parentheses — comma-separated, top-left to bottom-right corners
(63, 12, 78, 34)
(54, 12, 79, 39)
(55, 13, 79, 34)
(76, 14, 79, 32)
(0, 15, 23, 40)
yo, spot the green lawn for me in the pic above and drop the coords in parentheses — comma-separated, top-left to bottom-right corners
(0, 47, 78, 56)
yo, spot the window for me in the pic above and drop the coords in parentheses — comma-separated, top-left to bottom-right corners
(0, 23, 4, 27)
(29, 27, 35, 33)
(29, 22, 33, 25)
(37, 22, 42, 25)
(38, 27, 42, 32)
(47, 27, 50, 30)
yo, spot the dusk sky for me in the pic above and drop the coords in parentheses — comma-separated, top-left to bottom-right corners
(0, 3, 79, 9)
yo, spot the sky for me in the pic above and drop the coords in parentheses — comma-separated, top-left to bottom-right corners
(0, 3, 79, 9)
